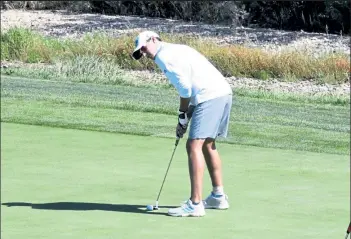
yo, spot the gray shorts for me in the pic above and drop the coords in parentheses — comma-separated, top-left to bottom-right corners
(188, 94, 232, 139)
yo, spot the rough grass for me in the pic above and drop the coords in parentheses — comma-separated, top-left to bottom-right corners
(0, 56, 129, 85)
(1, 27, 349, 83)
(1, 59, 349, 106)
(1, 76, 349, 155)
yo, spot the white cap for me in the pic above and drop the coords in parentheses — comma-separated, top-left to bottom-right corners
(132, 30, 160, 60)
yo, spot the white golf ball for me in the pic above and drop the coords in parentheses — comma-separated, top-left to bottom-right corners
(146, 204, 154, 211)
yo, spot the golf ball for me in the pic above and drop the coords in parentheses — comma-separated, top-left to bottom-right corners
(146, 204, 154, 211)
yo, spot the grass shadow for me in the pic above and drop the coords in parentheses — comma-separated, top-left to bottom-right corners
(2, 202, 172, 216)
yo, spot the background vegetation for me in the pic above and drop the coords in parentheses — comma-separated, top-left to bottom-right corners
(1, 1, 350, 34)
(1, 27, 349, 84)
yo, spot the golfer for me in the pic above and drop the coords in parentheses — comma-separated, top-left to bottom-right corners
(132, 31, 232, 217)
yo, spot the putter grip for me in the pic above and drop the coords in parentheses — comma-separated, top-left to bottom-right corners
(175, 138, 180, 146)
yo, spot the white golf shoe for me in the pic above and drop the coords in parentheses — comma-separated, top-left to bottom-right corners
(203, 192, 229, 209)
(168, 199, 206, 217)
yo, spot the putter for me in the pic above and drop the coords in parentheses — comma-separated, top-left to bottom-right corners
(345, 222, 351, 239)
(153, 137, 180, 210)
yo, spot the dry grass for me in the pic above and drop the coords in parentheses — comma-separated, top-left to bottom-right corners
(1, 27, 349, 83)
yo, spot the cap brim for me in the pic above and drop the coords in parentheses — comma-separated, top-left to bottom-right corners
(132, 40, 145, 60)
(132, 49, 143, 60)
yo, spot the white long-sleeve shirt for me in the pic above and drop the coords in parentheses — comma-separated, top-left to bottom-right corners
(154, 42, 232, 106)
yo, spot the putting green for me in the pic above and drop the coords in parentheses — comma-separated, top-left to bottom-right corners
(1, 123, 349, 239)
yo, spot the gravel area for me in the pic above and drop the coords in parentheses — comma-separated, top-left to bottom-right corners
(1, 9, 350, 96)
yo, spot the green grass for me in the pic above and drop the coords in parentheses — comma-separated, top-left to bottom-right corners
(1, 27, 349, 83)
(0, 56, 140, 86)
(233, 87, 350, 106)
(1, 76, 350, 155)
(1, 122, 349, 239)
(1, 25, 350, 239)
(1, 61, 350, 106)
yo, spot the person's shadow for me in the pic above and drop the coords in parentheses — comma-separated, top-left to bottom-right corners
(2, 202, 172, 216)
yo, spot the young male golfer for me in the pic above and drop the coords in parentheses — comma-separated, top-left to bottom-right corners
(132, 31, 233, 217)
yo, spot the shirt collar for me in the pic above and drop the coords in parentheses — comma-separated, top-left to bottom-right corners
(154, 42, 165, 60)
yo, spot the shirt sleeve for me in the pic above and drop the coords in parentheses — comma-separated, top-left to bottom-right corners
(163, 59, 192, 98)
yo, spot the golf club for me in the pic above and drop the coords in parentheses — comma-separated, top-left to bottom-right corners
(153, 137, 180, 210)
(344, 222, 351, 239)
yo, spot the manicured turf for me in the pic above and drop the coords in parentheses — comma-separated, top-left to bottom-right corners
(1, 123, 349, 239)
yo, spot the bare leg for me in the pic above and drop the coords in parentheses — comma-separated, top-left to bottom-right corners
(202, 138, 223, 189)
(186, 139, 205, 203)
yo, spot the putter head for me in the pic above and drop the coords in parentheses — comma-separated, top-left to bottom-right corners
(153, 206, 159, 210)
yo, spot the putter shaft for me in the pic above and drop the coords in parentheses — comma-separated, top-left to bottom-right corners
(155, 138, 179, 206)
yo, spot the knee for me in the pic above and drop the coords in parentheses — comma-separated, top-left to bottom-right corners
(186, 139, 204, 154)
